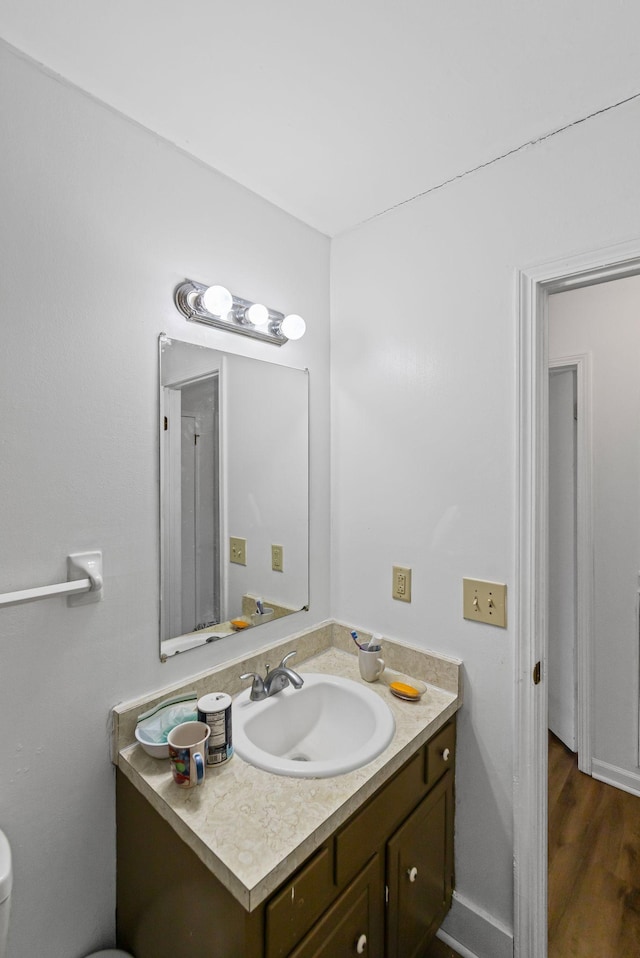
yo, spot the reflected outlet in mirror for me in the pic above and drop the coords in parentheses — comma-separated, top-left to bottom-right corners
(159, 336, 309, 659)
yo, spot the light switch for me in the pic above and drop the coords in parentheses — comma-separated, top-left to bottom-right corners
(229, 537, 247, 565)
(463, 578, 507, 627)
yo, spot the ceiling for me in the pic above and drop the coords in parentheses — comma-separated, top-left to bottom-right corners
(1, 1, 639, 236)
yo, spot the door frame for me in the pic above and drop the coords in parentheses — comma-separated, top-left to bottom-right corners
(515, 238, 640, 958)
(547, 354, 594, 774)
(161, 386, 183, 640)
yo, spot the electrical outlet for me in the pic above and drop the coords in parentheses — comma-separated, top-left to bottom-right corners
(272, 544, 284, 572)
(229, 536, 247, 566)
(392, 565, 412, 602)
(463, 578, 507, 627)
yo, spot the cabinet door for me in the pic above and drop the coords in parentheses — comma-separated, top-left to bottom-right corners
(288, 854, 384, 958)
(386, 772, 453, 958)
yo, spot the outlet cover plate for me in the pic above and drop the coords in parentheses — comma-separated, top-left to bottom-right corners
(272, 544, 284, 572)
(392, 565, 412, 602)
(463, 578, 507, 627)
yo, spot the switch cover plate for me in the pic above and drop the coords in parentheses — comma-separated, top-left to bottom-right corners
(230, 536, 247, 566)
(463, 578, 507, 627)
(392, 566, 412, 602)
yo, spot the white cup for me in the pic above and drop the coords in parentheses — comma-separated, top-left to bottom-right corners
(358, 646, 385, 682)
(167, 721, 210, 788)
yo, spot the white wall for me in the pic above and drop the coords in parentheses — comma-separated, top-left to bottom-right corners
(331, 97, 640, 954)
(0, 42, 330, 958)
(225, 357, 309, 611)
(7, 26, 640, 958)
(549, 276, 640, 785)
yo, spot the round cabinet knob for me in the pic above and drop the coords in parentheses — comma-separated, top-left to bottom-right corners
(442, 747, 450, 762)
(407, 866, 418, 883)
(356, 933, 367, 953)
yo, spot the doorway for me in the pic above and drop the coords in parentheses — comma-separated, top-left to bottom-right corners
(515, 241, 640, 958)
(545, 278, 640, 955)
(161, 372, 221, 641)
(546, 351, 594, 777)
(548, 364, 578, 753)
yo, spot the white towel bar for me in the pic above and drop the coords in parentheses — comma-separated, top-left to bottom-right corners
(0, 551, 103, 608)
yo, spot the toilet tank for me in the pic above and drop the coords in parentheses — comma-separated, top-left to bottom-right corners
(0, 829, 12, 958)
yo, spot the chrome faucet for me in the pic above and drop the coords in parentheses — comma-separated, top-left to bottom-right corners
(240, 651, 304, 701)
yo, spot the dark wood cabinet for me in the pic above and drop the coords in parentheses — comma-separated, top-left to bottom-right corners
(386, 774, 453, 958)
(117, 717, 455, 958)
(287, 854, 384, 958)
(266, 844, 339, 958)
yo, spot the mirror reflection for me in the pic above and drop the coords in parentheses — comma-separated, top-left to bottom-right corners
(159, 336, 309, 659)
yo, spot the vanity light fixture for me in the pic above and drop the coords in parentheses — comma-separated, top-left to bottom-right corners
(174, 279, 306, 346)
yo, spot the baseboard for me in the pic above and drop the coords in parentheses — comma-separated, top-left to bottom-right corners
(591, 758, 640, 797)
(436, 928, 480, 958)
(437, 891, 514, 958)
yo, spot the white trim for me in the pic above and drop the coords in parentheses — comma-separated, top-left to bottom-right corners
(547, 354, 594, 775)
(515, 237, 640, 958)
(440, 891, 513, 958)
(592, 759, 640, 798)
(436, 929, 480, 958)
(515, 266, 548, 958)
(161, 387, 183, 640)
(218, 356, 229, 621)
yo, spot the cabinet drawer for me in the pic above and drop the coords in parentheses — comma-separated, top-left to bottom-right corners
(266, 843, 336, 958)
(335, 750, 425, 888)
(425, 721, 455, 789)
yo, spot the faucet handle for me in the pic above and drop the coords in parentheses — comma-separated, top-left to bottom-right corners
(240, 672, 266, 700)
(279, 650, 297, 669)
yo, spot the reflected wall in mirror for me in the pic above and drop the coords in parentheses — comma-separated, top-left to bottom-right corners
(159, 336, 309, 659)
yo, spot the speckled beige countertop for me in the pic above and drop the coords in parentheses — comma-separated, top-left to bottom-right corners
(113, 621, 462, 911)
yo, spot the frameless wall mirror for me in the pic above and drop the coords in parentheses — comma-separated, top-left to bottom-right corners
(159, 335, 309, 659)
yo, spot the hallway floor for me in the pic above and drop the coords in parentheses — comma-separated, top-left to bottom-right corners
(548, 732, 640, 957)
(424, 937, 464, 958)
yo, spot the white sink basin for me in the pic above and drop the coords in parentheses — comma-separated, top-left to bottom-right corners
(233, 673, 395, 778)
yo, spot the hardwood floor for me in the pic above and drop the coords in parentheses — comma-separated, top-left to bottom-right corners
(548, 732, 640, 957)
(423, 937, 464, 958)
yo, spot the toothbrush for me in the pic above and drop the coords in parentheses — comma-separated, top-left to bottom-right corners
(350, 630, 367, 650)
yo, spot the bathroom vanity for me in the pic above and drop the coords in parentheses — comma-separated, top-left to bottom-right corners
(113, 624, 461, 958)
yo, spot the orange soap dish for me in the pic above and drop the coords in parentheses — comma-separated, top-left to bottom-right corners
(381, 669, 427, 702)
(389, 681, 423, 701)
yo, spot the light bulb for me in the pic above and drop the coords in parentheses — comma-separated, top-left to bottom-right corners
(201, 285, 233, 317)
(246, 303, 269, 326)
(281, 314, 306, 340)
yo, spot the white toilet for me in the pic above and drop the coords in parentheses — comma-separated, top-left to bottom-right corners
(0, 829, 132, 958)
